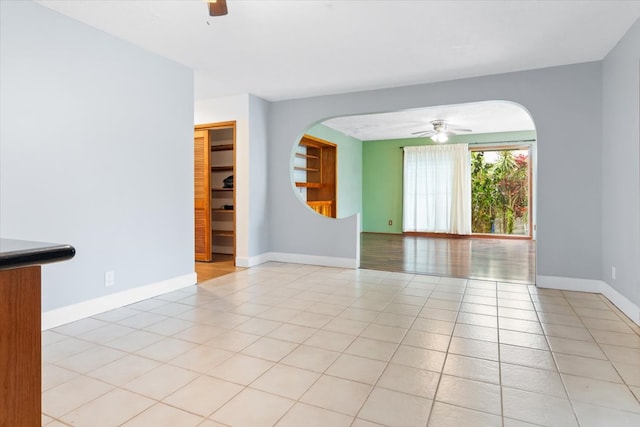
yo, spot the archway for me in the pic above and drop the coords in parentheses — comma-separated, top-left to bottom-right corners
(291, 100, 537, 283)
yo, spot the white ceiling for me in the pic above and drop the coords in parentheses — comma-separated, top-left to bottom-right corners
(33, 0, 638, 140)
(35, 0, 640, 103)
(322, 101, 535, 141)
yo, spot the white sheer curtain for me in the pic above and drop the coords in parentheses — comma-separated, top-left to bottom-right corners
(403, 144, 471, 234)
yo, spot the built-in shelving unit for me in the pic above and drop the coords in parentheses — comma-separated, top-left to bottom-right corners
(194, 121, 236, 263)
(293, 135, 337, 218)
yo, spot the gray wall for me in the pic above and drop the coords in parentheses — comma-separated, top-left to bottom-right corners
(0, 1, 195, 311)
(248, 95, 271, 256)
(269, 62, 603, 279)
(602, 19, 640, 307)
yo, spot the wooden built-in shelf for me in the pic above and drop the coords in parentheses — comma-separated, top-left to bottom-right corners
(212, 209, 234, 213)
(295, 152, 319, 159)
(295, 182, 322, 188)
(212, 188, 233, 192)
(306, 200, 334, 217)
(211, 166, 233, 172)
(295, 134, 337, 218)
(211, 144, 234, 152)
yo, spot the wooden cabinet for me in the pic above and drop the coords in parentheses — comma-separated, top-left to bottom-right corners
(194, 122, 236, 262)
(294, 135, 337, 218)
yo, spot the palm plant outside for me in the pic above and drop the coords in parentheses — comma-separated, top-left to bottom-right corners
(471, 150, 529, 235)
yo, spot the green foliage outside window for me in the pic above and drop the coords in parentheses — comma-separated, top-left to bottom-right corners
(471, 150, 528, 235)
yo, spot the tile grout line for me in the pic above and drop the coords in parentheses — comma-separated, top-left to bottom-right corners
(423, 277, 469, 427)
(497, 282, 505, 427)
(346, 274, 420, 427)
(532, 286, 583, 427)
(561, 291, 640, 406)
(42, 265, 640, 426)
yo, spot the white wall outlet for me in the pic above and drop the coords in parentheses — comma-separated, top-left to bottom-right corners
(611, 266, 616, 280)
(388, 219, 393, 226)
(105, 271, 115, 287)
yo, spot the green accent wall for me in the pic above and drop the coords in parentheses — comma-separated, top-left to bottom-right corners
(362, 130, 537, 233)
(306, 124, 363, 220)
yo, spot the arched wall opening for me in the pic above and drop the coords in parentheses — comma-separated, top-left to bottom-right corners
(289, 100, 538, 283)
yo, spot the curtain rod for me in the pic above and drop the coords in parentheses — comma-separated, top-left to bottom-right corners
(398, 138, 536, 148)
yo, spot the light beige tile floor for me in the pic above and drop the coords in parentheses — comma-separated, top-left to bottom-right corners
(42, 263, 640, 426)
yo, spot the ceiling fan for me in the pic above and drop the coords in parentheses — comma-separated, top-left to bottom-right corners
(412, 120, 472, 143)
(208, 0, 228, 16)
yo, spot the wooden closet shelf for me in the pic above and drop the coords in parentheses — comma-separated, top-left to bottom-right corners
(211, 144, 234, 152)
(294, 166, 319, 172)
(212, 230, 235, 237)
(194, 121, 237, 263)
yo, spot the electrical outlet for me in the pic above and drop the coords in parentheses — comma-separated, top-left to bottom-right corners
(611, 266, 616, 280)
(105, 271, 115, 287)
(388, 219, 393, 226)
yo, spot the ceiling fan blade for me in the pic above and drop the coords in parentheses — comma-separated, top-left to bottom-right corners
(208, 0, 228, 16)
(411, 130, 435, 136)
(448, 127, 473, 133)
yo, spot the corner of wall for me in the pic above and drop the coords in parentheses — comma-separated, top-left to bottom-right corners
(537, 275, 640, 326)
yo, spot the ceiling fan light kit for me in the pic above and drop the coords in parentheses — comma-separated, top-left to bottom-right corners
(208, 0, 228, 17)
(430, 120, 449, 143)
(431, 132, 449, 143)
(411, 120, 472, 143)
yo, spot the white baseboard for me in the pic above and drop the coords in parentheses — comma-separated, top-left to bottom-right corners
(42, 272, 197, 330)
(236, 252, 273, 268)
(536, 275, 601, 293)
(600, 280, 640, 326)
(268, 252, 358, 269)
(238, 252, 357, 269)
(537, 275, 640, 326)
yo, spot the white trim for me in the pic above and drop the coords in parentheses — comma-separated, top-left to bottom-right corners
(42, 273, 196, 330)
(269, 252, 358, 269)
(354, 214, 361, 268)
(536, 275, 601, 293)
(236, 252, 272, 268)
(600, 280, 640, 326)
(236, 252, 358, 269)
(238, 252, 356, 269)
(537, 275, 640, 326)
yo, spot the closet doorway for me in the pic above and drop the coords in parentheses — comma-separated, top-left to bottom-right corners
(194, 121, 242, 282)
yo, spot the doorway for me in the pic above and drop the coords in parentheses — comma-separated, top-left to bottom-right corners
(471, 146, 532, 237)
(194, 121, 242, 283)
(317, 100, 537, 283)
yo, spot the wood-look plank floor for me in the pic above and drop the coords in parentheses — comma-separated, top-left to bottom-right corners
(360, 233, 536, 284)
(195, 254, 244, 283)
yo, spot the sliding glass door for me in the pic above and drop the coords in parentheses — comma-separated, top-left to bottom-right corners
(471, 147, 530, 236)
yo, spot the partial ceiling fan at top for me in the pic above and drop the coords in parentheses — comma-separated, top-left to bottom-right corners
(412, 120, 472, 143)
(208, 0, 228, 16)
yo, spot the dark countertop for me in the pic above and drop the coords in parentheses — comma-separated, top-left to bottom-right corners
(0, 239, 76, 270)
